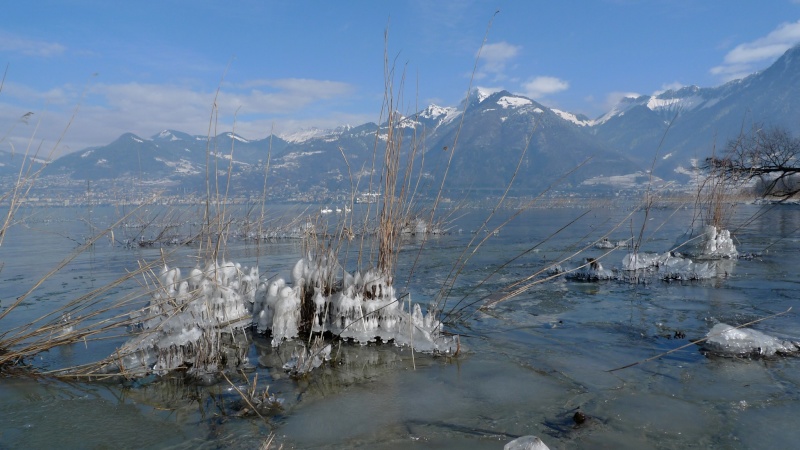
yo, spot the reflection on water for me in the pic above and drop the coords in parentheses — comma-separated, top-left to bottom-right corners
(1, 203, 800, 448)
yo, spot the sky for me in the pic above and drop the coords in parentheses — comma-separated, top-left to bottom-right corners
(2, 0, 800, 157)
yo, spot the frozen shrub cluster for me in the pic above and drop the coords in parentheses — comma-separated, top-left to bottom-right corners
(251, 251, 457, 353)
(109, 261, 259, 377)
(102, 250, 457, 379)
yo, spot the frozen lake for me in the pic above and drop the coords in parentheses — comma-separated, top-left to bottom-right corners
(1, 201, 799, 449)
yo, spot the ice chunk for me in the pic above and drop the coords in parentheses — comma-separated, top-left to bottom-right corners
(624, 252, 664, 270)
(700, 226, 738, 259)
(594, 237, 615, 249)
(703, 323, 799, 357)
(505, 435, 550, 450)
(676, 226, 738, 260)
(566, 258, 614, 281)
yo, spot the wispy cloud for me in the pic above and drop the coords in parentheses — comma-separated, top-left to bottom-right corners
(521, 76, 569, 99)
(0, 81, 77, 105)
(476, 41, 521, 80)
(231, 78, 354, 114)
(711, 20, 800, 81)
(0, 77, 359, 157)
(0, 32, 66, 57)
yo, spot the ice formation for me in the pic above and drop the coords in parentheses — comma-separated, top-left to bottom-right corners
(675, 225, 738, 260)
(558, 249, 729, 284)
(566, 258, 614, 281)
(594, 238, 627, 249)
(252, 251, 457, 353)
(101, 248, 456, 379)
(702, 323, 800, 357)
(110, 261, 259, 377)
(282, 337, 332, 375)
(621, 251, 717, 281)
(504, 435, 551, 450)
(699, 226, 738, 259)
(594, 238, 615, 249)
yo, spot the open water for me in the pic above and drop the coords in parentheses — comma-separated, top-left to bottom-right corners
(1, 202, 799, 449)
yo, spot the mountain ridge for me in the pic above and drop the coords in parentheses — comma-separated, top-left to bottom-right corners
(19, 44, 800, 199)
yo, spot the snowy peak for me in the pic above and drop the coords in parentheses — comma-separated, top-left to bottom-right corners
(417, 104, 461, 129)
(462, 87, 502, 107)
(646, 85, 716, 114)
(419, 104, 458, 121)
(155, 130, 180, 141)
(280, 125, 353, 144)
(152, 129, 194, 142)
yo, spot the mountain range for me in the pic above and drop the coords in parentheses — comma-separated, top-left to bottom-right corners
(6, 44, 800, 200)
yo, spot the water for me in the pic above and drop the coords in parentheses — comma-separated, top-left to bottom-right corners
(1, 202, 799, 449)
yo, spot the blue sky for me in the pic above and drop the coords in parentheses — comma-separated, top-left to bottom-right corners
(2, 0, 800, 156)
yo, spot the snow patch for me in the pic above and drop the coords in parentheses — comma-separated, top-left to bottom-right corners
(497, 96, 532, 109)
(155, 157, 201, 175)
(157, 130, 180, 141)
(272, 150, 324, 169)
(281, 126, 352, 143)
(552, 108, 590, 126)
(225, 133, 249, 143)
(419, 104, 461, 127)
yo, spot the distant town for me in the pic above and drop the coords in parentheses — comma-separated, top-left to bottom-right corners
(2, 173, 701, 210)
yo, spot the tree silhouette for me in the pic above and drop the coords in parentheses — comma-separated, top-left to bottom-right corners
(705, 125, 800, 200)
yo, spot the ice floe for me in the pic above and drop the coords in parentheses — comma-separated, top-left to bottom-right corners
(702, 323, 800, 357)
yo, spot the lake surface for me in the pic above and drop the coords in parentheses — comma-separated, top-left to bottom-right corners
(1, 201, 799, 449)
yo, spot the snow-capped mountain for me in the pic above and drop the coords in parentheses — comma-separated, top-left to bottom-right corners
(37, 44, 800, 198)
(594, 44, 800, 180)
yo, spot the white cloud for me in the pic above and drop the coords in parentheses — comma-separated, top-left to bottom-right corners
(476, 41, 521, 80)
(604, 91, 640, 109)
(711, 20, 800, 81)
(521, 76, 569, 99)
(0, 32, 66, 57)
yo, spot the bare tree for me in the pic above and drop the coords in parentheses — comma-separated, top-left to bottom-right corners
(705, 124, 800, 200)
